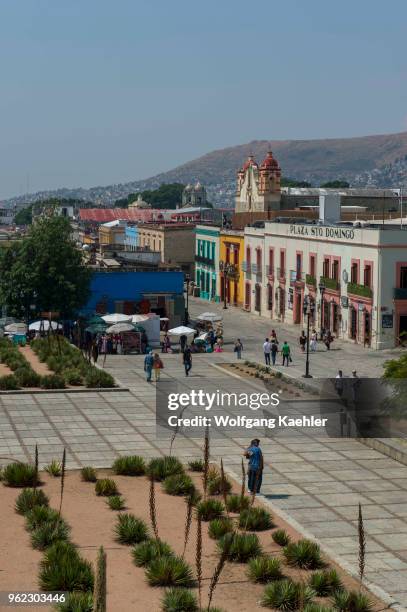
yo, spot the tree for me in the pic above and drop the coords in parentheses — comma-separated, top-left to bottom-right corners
(114, 183, 185, 209)
(320, 180, 350, 188)
(0, 213, 91, 320)
(281, 178, 313, 188)
(14, 205, 33, 226)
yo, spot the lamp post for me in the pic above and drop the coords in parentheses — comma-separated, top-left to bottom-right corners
(302, 295, 315, 378)
(219, 260, 233, 309)
(183, 273, 190, 325)
(318, 280, 326, 339)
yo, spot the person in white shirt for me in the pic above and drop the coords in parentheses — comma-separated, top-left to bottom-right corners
(263, 338, 272, 365)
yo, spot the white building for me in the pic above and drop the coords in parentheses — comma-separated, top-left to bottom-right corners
(243, 220, 407, 350)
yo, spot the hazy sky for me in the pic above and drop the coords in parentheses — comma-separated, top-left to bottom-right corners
(1, 0, 406, 199)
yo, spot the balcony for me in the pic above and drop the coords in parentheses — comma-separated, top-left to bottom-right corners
(195, 254, 214, 266)
(394, 287, 407, 300)
(347, 282, 373, 299)
(306, 274, 317, 287)
(290, 270, 305, 284)
(251, 263, 262, 278)
(276, 267, 286, 281)
(320, 276, 340, 291)
(265, 265, 274, 279)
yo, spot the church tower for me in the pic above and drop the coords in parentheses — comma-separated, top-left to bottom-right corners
(235, 151, 281, 214)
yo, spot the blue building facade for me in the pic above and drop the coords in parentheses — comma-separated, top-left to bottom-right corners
(83, 270, 184, 324)
(124, 225, 139, 250)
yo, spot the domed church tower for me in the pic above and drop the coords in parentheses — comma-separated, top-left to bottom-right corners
(235, 151, 281, 215)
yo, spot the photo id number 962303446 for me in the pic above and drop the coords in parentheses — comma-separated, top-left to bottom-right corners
(0, 592, 67, 606)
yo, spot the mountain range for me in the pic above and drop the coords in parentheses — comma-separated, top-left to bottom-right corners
(5, 131, 407, 209)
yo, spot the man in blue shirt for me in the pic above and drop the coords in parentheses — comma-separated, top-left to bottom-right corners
(144, 351, 154, 382)
(244, 438, 263, 494)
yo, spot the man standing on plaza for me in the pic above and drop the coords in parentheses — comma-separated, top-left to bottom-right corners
(183, 345, 192, 376)
(244, 438, 263, 494)
(263, 338, 271, 365)
(281, 341, 291, 366)
(144, 350, 154, 382)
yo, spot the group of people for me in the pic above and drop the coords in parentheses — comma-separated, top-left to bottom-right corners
(299, 328, 334, 353)
(260, 332, 292, 367)
(143, 351, 164, 382)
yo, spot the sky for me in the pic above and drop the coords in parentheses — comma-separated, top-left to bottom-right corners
(0, 0, 406, 199)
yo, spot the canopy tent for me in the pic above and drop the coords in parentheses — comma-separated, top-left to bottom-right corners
(0, 317, 20, 328)
(5, 323, 27, 334)
(85, 323, 108, 334)
(168, 325, 196, 338)
(102, 314, 132, 324)
(86, 315, 106, 326)
(106, 322, 136, 334)
(131, 314, 149, 323)
(197, 312, 223, 323)
(29, 320, 62, 331)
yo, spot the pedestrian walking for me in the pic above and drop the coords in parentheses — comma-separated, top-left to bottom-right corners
(263, 338, 271, 365)
(91, 340, 99, 364)
(144, 350, 154, 382)
(324, 330, 333, 350)
(183, 346, 192, 376)
(351, 369, 361, 404)
(281, 341, 291, 366)
(270, 329, 278, 345)
(180, 334, 187, 353)
(334, 369, 344, 397)
(310, 329, 318, 352)
(153, 353, 164, 381)
(299, 331, 307, 353)
(234, 338, 243, 359)
(244, 438, 263, 494)
(271, 340, 278, 366)
(162, 333, 171, 353)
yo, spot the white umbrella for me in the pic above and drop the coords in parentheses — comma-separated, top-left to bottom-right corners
(106, 322, 135, 334)
(131, 314, 149, 323)
(29, 320, 62, 331)
(197, 312, 223, 322)
(168, 325, 196, 337)
(160, 317, 169, 322)
(5, 323, 27, 334)
(102, 313, 132, 324)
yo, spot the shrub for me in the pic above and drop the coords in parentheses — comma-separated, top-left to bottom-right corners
(188, 459, 204, 472)
(309, 569, 342, 596)
(146, 555, 195, 587)
(112, 455, 146, 476)
(331, 590, 373, 612)
(40, 374, 66, 389)
(31, 518, 70, 550)
(161, 588, 198, 612)
(64, 368, 83, 386)
(85, 368, 115, 388)
(148, 456, 184, 481)
(81, 466, 97, 482)
(208, 517, 234, 540)
(14, 367, 41, 388)
(115, 513, 149, 545)
(217, 532, 261, 562)
(303, 605, 334, 612)
(207, 475, 232, 496)
(55, 591, 93, 611)
(284, 539, 324, 569)
(262, 580, 315, 610)
(247, 556, 283, 583)
(3, 462, 38, 487)
(15, 488, 49, 515)
(39, 541, 94, 592)
(196, 499, 224, 521)
(107, 495, 126, 511)
(95, 478, 118, 496)
(25, 506, 60, 531)
(0, 374, 20, 390)
(163, 473, 195, 496)
(44, 459, 62, 477)
(225, 494, 250, 513)
(132, 539, 173, 567)
(239, 507, 273, 531)
(272, 529, 290, 547)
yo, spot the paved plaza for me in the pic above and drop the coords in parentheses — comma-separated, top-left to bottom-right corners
(1, 298, 407, 608)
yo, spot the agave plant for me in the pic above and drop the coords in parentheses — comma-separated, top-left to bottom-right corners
(95, 479, 118, 497)
(106, 495, 126, 511)
(55, 592, 93, 612)
(81, 466, 97, 482)
(132, 539, 173, 567)
(188, 459, 204, 472)
(39, 541, 94, 592)
(331, 589, 373, 612)
(208, 517, 234, 540)
(114, 513, 149, 545)
(112, 455, 146, 476)
(283, 539, 324, 569)
(25, 506, 60, 531)
(247, 556, 283, 583)
(217, 532, 262, 563)
(225, 494, 250, 513)
(147, 456, 184, 481)
(161, 587, 198, 612)
(15, 488, 49, 515)
(261, 579, 315, 610)
(31, 519, 70, 550)
(163, 473, 195, 496)
(3, 462, 39, 487)
(272, 529, 290, 547)
(145, 555, 195, 587)
(196, 499, 224, 522)
(309, 569, 342, 596)
(44, 459, 62, 477)
(239, 507, 273, 531)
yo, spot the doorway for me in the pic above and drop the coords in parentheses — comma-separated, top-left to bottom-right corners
(350, 307, 357, 340)
(294, 291, 302, 324)
(333, 303, 339, 335)
(399, 315, 407, 336)
(255, 285, 261, 312)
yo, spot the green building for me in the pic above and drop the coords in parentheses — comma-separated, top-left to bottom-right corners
(195, 225, 220, 301)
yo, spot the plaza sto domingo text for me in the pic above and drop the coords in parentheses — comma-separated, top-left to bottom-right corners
(167, 415, 328, 429)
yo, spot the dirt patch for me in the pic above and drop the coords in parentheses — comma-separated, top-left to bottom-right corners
(0, 468, 390, 612)
(0, 362, 12, 376)
(18, 345, 51, 377)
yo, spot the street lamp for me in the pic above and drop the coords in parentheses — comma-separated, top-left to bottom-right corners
(302, 295, 315, 378)
(318, 280, 326, 339)
(183, 273, 190, 325)
(219, 261, 233, 310)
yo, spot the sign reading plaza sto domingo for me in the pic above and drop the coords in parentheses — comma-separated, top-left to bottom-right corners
(244, 221, 407, 350)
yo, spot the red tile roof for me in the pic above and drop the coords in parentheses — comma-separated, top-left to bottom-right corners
(79, 209, 162, 223)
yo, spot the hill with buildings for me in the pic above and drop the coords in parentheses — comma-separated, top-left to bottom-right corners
(4, 131, 407, 210)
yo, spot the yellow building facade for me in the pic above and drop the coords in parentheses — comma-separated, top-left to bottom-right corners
(219, 229, 245, 306)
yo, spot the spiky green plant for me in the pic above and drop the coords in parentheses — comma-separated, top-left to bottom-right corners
(247, 556, 283, 583)
(15, 488, 49, 515)
(44, 459, 62, 477)
(303, 605, 334, 612)
(331, 590, 373, 612)
(208, 474, 232, 496)
(146, 555, 195, 587)
(196, 499, 224, 522)
(55, 592, 93, 611)
(112, 455, 145, 476)
(188, 459, 204, 472)
(309, 569, 342, 596)
(217, 532, 261, 563)
(272, 529, 290, 547)
(239, 507, 273, 531)
(358, 503, 366, 584)
(225, 494, 250, 514)
(147, 456, 184, 481)
(114, 513, 149, 545)
(2, 462, 38, 487)
(132, 539, 173, 567)
(208, 518, 234, 540)
(39, 541, 94, 592)
(95, 479, 118, 497)
(283, 539, 324, 569)
(94, 546, 106, 612)
(163, 473, 195, 496)
(161, 588, 198, 612)
(261, 579, 315, 610)
(31, 518, 70, 550)
(107, 495, 126, 511)
(149, 476, 159, 540)
(81, 466, 97, 482)
(25, 506, 60, 531)
(59, 448, 66, 515)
